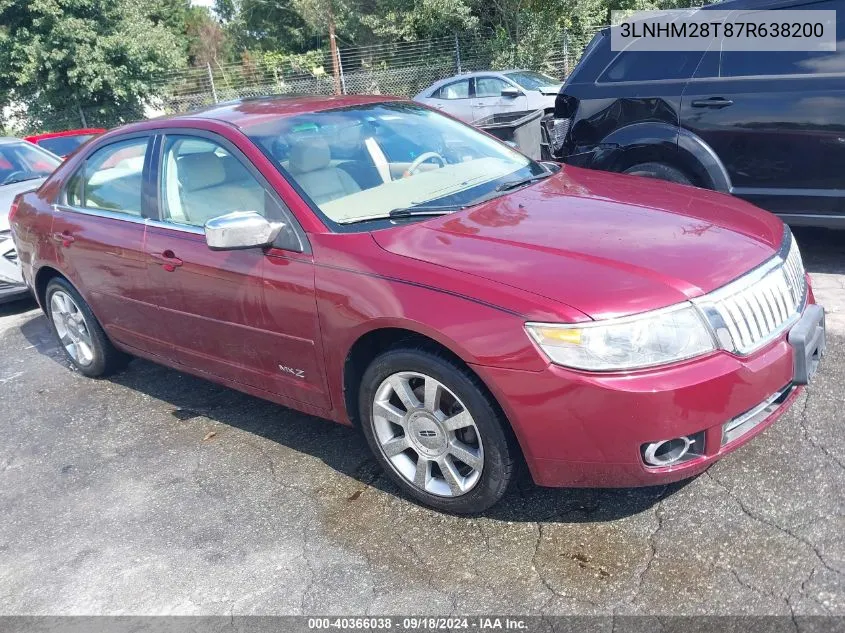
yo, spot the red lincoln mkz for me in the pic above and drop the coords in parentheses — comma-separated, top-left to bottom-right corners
(10, 96, 826, 513)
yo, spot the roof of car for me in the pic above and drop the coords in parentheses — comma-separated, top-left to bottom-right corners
(0, 137, 29, 145)
(184, 94, 403, 127)
(24, 128, 106, 142)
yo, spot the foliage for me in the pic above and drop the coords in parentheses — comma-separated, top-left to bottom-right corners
(0, 0, 186, 130)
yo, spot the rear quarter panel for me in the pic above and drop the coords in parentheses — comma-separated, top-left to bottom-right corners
(11, 188, 57, 300)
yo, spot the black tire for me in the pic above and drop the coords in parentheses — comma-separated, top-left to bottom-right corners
(623, 162, 694, 186)
(358, 347, 516, 514)
(44, 277, 129, 378)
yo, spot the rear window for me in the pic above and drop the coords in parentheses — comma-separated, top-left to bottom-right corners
(37, 134, 95, 157)
(599, 50, 704, 83)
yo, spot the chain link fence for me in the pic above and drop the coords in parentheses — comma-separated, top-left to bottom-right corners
(4, 26, 604, 134)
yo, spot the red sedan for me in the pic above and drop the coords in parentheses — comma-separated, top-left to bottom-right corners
(24, 128, 105, 159)
(9, 96, 825, 513)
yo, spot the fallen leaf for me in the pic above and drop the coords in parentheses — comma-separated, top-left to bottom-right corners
(202, 431, 217, 442)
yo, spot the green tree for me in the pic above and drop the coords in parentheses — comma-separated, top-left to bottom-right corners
(0, 0, 186, 130)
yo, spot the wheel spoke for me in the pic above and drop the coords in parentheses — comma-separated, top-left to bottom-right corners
(413, 456, 430, 488)
(373, 400, 406, 427)
(389, 375, 420, 411)
(382, 435, 410, 457)
(437, 456, 464, 495)
(449, 440, 483, 471)
(442, 410, 473, 432)
(423, 378, 441, 412)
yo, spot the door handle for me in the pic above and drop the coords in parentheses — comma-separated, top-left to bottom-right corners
(151, 250, 183, 272)
(691, 97, 734, 108)
(52, 231, 75, 247)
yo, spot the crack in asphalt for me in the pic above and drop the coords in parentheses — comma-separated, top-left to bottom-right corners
(797, 389, 845, 472)
(705, 470, 844, 580)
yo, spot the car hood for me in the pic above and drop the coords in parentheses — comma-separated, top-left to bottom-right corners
(537, 84, 562, 96)
(0, 178, 45, 231)
(372, 167, 785, 320)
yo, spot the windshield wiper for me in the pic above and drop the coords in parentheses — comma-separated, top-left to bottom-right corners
(494, 171, 553, 192)
(387, 204, 465, 219)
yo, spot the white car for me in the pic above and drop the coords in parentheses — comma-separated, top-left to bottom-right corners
(414, 70, 562, 123)
(0, 138, 61, 302)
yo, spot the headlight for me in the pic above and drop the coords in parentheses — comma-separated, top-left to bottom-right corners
(525, 304, 716, 371)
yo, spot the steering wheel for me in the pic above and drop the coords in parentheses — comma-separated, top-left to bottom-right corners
(1, 171, 27, 186)
(404, 152, 446, 177)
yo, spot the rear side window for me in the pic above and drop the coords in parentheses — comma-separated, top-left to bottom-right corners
(67, 138, 148, 215)
(433, 79, 470, 99)
(37, 135, 95, 157)
(599, 50, 705, 83)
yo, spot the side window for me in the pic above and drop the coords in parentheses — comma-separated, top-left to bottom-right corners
(721, 49, 845, 77)
(160, 135, 280, 228)
(475, 77, 510, 97)
(434, 79, 470, 99)
(599, 50, 704, 83)
(721, 2, 845, 76)
(68, 138, 148, 215)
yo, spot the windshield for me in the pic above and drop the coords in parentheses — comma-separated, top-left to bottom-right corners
(504, 71, 561, 90)
(244, 102, 546, 227)
(37, 134, 96, 157)
(0, 142, 61, 186)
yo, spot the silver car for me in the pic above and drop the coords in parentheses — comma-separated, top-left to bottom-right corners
(414, 70, 562, 123)
(0, 138, 61, 302)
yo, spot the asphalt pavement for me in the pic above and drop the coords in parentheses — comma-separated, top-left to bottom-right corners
(0, 227, 842, 616)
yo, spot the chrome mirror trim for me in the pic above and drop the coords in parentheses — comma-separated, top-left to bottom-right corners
(204, 211, 285, 250)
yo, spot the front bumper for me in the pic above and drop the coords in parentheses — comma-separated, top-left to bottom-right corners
(0, 236, 27, 303)
(472, 302, 821, 488)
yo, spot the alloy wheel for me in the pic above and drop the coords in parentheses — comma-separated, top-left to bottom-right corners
(50, 290, 95, 367)
(371, 371, 484, 497)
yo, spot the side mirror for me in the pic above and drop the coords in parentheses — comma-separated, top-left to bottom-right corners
(501, 87, 522, 98)
(204, 211, 284, 250)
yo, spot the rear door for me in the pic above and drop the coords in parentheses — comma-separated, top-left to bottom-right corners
(51, 135, 166, 354)
(680, 0, 845, 223)
(145, 130, 330, 409)
(471, 76, 528, 121)
(424, 78, 475, 122)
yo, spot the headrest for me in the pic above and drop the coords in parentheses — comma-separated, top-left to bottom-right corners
(177, 152, 226, 191)
(288, 136, 331, 174)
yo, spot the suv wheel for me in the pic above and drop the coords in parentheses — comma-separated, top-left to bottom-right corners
(45, 277, 129, 377)
(359, 348, 515, 514)
(623, 162, 693, 186)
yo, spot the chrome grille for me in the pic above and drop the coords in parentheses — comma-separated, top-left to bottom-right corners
(694, 231, 807, 354)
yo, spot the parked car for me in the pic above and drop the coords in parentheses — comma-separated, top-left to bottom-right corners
(24, 128, 105, 159)
(415, 70, 562, 123)
(547, 0, 845, 228)
(0, 138, 61, 302)
(11, 96, 825, 513)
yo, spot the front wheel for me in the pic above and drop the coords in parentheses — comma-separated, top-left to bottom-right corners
(359, 348, 515, 514)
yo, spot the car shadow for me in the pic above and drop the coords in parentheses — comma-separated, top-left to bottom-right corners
(792, 226, 845, 275)
(17, 311, 684, 524)
(0, 295, 38, 317)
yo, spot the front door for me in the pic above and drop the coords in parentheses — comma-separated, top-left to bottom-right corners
(50, 135, 167, 355)
(680, 1, 845, 222)
(471, 76, 528, 122)
(145, 132, 330, 409)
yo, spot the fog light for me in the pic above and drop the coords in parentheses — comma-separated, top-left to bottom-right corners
(641, 432, 705, 467)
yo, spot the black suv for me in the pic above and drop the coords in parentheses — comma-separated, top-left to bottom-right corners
(548, 0, 845, 228)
